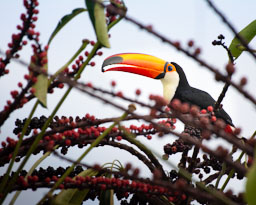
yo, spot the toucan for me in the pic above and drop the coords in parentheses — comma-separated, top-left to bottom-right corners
(101, 53, 234, 128)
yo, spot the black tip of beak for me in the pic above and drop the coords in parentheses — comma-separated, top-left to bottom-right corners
(101, 56, 123, 72)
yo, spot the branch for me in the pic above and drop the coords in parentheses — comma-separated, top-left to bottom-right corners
(205, 0, 256, 60)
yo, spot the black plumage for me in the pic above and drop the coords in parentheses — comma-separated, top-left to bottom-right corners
(172, 62, 234, 127)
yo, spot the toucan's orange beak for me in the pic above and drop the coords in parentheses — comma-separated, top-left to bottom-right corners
(102, 53, 169, 79)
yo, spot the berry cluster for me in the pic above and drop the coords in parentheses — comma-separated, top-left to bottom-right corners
(13, 115, 48, 135)
(5, 165, 191, 204)
(0, 113, 176, 167)
(106, 0, 124, 24)
(0, 0, 40, 77)
(164, 138, 192, 155)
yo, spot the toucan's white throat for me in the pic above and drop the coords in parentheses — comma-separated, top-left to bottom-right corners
(160, 72, 179, 102)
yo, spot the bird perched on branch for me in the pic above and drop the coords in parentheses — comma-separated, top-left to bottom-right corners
(102, 53, 234, 128)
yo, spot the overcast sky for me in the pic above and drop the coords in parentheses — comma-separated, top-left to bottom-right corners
(1, 1, 256, 204)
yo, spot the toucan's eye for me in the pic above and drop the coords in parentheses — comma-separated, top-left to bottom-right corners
(168, 65, 173, 71)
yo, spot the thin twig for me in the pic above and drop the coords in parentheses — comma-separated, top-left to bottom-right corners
(205, 0, 256, 60)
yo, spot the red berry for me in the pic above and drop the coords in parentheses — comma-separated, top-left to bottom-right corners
(30, 87, 36, 94)
(39, 51, 47, 58)
(21, 98, 28, 104)
(33, 129, 38, 135)
(135, 89, 141, 96)
(59, 184, 64, 189)
(207, 106, 213, 112)
(41, 58, 48, 65)
(52, 176, 58, 182)
(24, 74, 30, 80)
(146, 24, 153, 31)
(168, 196, 175, 202)
(211, 116, 217, 122)
(30, 23, 36, 29)
(200, 117, 210, 126)
(70, 121, 76, 127)
(28, 29, 35, 36)
(248, 156, 253, 166)
(72, 64, 77, 70)
(18, 82, 23, 88)
(188, 40, 194, 47)
(84, 51, 89, 56)
(90, 62, 95, 66)
(97, 51, 103, 56)
(5, 50, 11, 56)
(226, 63, 235, 75)
(0, 62, 5, 69)
(65, 139, 71, 146)
(165, 107, 170, 112)
(11, 90, 19, 98)
(32, 77, 37, 83)
(111, 80, 116, 87)
(32, 16, 38, 21)
(171, 99, 181, 110)
(133, 168, 140, 177)
(58, 83, 64, 89)
(79, 55, 83, 61)
(44, 45, 49, 51)
(100, 184, 106, 190)
(171, 146, 177, 153)
(116, 91, 123, 97)
(44, 136, 50, 141)
(33, 175, 39, 182)
(110, 16, 116, 22)
(45, 177, 51, 184)
(33, 9, 39, 14)
(20, 13, 26, 21)
(240, 77, 247, 86)
(1, 141, 6, 147)
(86, 82, 93, 87)
(180, 103, 190, 113)
(190, 105, 199, 117)
(173, 41, 180, 48)
(194, 48, 201, 55)
(8, 43, 13, 48)
(200, 109, 207, 114)
(90, 41, 95, 46)
(17, 25, 22, 30)
(181, 194, 187, 200)
(116, 136, 122, 141)
(147, 135, 152, 140)
(224, 125, 233, 134)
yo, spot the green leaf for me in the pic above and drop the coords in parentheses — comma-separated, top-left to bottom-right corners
(51, 169, 98, 205)
(31, 54, 48, 108)
(99, 190, 112, 205)
(245, 154, 256, 205)
(48, 8, 87, 45)
(99, 173, 113, 205)
(85, 0, 110, 48)
(229, 20, 256, 59)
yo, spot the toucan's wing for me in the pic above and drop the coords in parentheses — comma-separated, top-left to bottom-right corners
(173, 87, 234, 126)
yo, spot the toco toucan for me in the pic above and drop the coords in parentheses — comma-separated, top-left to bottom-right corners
(102, 53, 234, 127)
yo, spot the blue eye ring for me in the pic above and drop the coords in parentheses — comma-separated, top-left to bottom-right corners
(168, 65, 173, 71)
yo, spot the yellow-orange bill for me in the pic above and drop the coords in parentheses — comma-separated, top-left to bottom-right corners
(102, 53, 168, 79)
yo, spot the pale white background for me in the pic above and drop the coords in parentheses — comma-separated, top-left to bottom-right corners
(0, 1, 256, 204)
